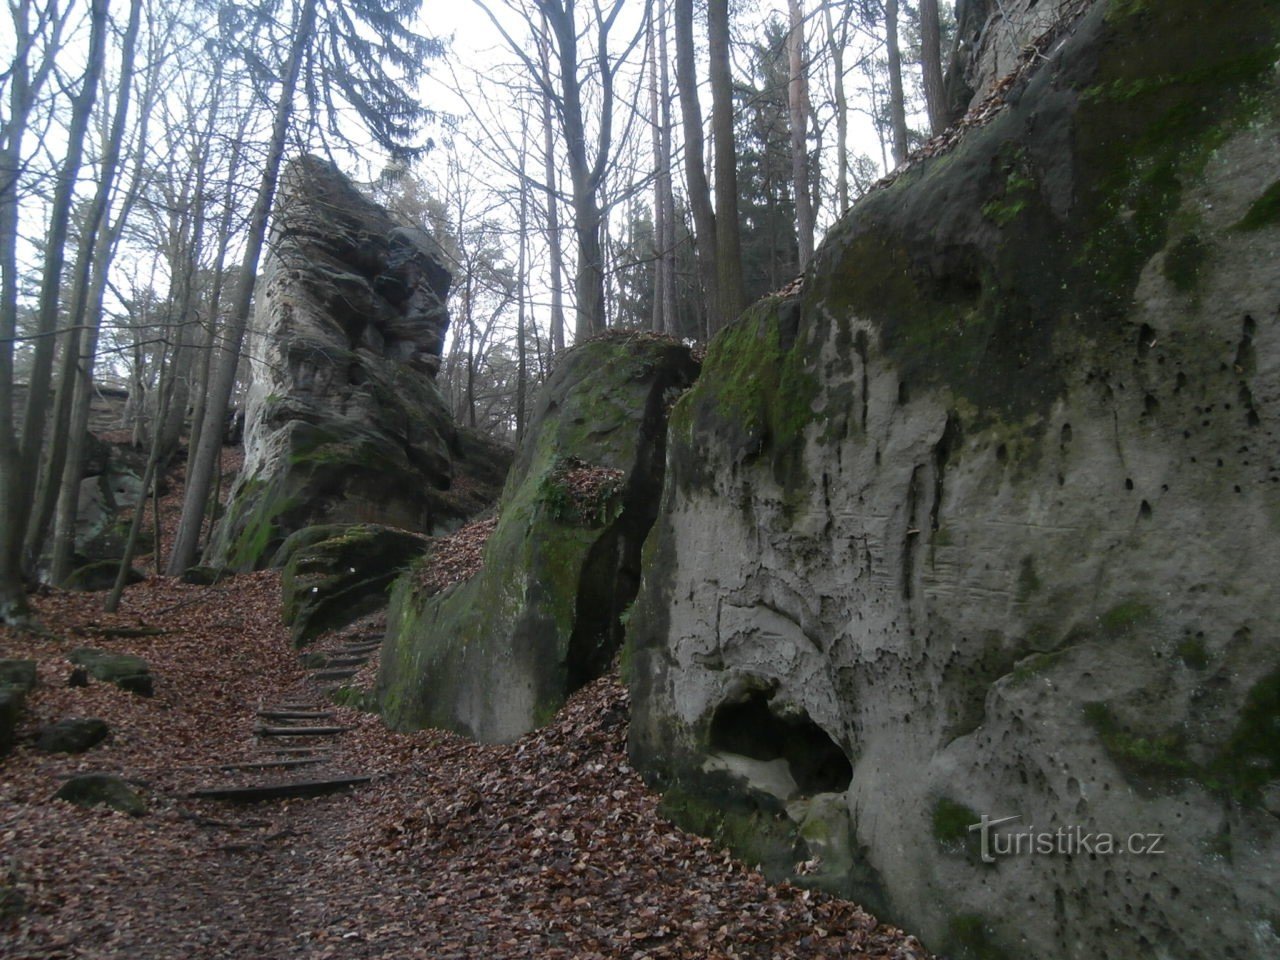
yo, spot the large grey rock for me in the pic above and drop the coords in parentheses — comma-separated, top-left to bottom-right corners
(628, 3, 1280, 959)
(379, 334, 699, 742)
(69, 648, 154, 697)
(54, 774, 145, 816)
(209, 156, 501, 570)
(36, 718, 109, 754)
(0, 687, 24, 757)
(0, 659, 37, 693)
(277, 523, 428, 646)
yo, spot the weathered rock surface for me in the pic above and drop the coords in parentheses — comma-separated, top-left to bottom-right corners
(628, 3, 1280, 958)
(946, 0, 1087, 117)
(277, 523, 428, 646)
(379, 335, 699, 742)
(210, 156, 505, 570)
(54, 773, 145, 816)
(36, 718, 109, 754)
(69, 648, 154, 697)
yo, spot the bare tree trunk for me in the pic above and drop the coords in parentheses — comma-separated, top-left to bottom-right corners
(107, 336, 175, 613)
(919, 0, 948, 136)
(708, 0, 744, 328)
(31, 0, 144, 575)
(657, 0, 678, 335)
(823, 3, 851, 215)
(647, 10, 667, 334)
(673, 0, 719, 340)
(787, 0, 814, 270)
(516, 123, 529, 443)
(186, 109, 250, 472)
(4, 0, 109, 602)
(166, 0, 319, 576)
(885, 0, 909, 167)
(538, 26, 567, 357)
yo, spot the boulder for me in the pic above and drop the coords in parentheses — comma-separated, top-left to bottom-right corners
(277, 523, 428, 646)
(180, 565, 227, 586)
(54, 774, 145, 816)
(628, 3, 1280, 958)
(208, 156, 495, 570)
(63, 561, 145, 592)
(36, 718, 110, 754)
(379, 334, 699, 742)
(69, 648, 154, 697)
(0, 659, 37, 693)
(0, 687, 24, 758)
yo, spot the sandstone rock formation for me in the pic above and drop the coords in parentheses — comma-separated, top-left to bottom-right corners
(946, 0, 1087, 116)
(379, 335, 699, 743)
(210, 156, 505, 570)
(627, 2, 1280, 958)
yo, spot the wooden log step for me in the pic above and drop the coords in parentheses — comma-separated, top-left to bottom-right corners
(254, 724, 351, 737)
(217, 757, 326, 771)
(257, 709, 336, 721)
(332, 644, 379, 655)
(311, 669, 358, 682)
(320, 657, 366, 668)
(190, 775, 373, 802)
(261, 745, 332, 755)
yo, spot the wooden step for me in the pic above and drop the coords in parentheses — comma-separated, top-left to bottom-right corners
(190, 775, 372, 802)
(331, 645, 379, 655)
(217, 757, 326, 771)
(319, 657, 366, 669)
(257, 709, 336, 721)
(261, 745, 333, 755)
(312, 669, 358, 682)
(254, 724, 351, 737)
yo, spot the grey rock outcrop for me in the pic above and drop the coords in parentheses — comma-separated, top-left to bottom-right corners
(628, 2, 1280, 958)
(54, 774, 145, 816)
(945, 0, 1088, 117)
(379, 334, 699, 743)
(210, 156, 500, 570)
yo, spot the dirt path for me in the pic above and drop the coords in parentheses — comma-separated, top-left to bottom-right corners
(1, 575, 928, 959)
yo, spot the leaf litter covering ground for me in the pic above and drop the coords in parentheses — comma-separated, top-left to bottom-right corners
(1, 575, 930, 959)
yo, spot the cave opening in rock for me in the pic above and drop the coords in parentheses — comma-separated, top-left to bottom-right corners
(709, 691, 853, 795)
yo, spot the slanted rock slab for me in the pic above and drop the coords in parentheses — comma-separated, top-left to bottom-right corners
(0, 659, 37, 693)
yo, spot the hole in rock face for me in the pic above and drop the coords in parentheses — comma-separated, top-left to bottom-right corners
(709, 691, 853, 795)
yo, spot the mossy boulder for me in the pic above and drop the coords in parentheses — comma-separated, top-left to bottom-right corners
(54, 774, 145, 816)
(63, 560, 144, 592)
(36, 718, 110, 754)
(378, 334, 699, 743)
(277, 523, 428, 646)
(0, 686, 25, 757)
(628, 3, 1280, 958)
(68, 648, 154, 697)
(0, 659, 37, 693)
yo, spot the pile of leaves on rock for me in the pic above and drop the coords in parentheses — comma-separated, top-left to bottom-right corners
(1, 574, 930, 959)
(415, 516, 500, 596)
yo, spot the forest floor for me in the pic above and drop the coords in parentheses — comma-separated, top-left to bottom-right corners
(0, 454, 931, 960)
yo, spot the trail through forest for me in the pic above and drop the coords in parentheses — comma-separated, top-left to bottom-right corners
(0, 500, 929, 959)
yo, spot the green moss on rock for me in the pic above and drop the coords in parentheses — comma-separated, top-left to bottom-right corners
(1234, 178, 1280, 231)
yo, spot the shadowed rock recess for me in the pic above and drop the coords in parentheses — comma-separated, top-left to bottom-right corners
(378, 335, 699, 743)
(626, 2, 1280, 959)
(210, 156, 507, 571)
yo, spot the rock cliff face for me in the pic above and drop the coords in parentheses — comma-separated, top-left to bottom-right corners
(379, 335, 698, 743)
(946, 0, 1087, 115)
(211, 157, 502, 569)
(627, 2, 1280, 958)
